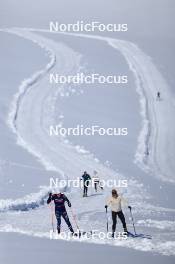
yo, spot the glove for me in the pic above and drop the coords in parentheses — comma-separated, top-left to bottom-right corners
(68, 202, 72, 208)
(128, 206, 132, 210)
(49, 192, 52, 197)
(105, 205, 108, 209)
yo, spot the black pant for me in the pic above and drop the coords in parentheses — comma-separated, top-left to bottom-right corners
(83, 181, 89, 196)
(94, 182, 98, 192)
(55, 210, 74, 233)
(112, 211, 127, 233)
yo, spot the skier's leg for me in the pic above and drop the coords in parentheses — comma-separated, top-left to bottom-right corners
(100, 182, 104, 190)
(112, 211, 117, 236)
(83, 184, 87, 197)
(55, 211, 61, 233)
(83, 184, 86, 197)
(85, 185, 88, 197)
(62, 211, 74, 233)
(86, 181, 90, 196)
(117, 211, 128, 232)
(94, 182, 97, 192)
(84, 181, 88, 197)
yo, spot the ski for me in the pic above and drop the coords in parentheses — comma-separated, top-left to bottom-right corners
(127, 231, 152, 239)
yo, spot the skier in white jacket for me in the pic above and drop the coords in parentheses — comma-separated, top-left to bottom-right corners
(92, 170, 103, 192)
(105, 189, 128, 237)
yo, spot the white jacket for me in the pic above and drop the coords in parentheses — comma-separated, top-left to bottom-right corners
(92, 176, 100, 183)
(106, 196, 127, 212)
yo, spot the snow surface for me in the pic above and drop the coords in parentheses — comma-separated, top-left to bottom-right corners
(0, 27, 175, 258)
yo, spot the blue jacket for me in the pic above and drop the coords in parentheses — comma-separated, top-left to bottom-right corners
(81, 173, 91, 183)
(47, 193, 71, 212)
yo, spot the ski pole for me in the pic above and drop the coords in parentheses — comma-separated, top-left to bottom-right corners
(128, 206, 136, 235)
(105, 206, 109, 232)
(70, 208, 81, 236)
(49, 203, 55, 233)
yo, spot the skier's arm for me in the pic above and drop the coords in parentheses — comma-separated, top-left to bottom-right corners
(121, 196, 128, 207)
(105, 197, 112, 208)
(120, 196, 132, 209)
(47, 193, 53, 204)
(64, 195, 71, 207)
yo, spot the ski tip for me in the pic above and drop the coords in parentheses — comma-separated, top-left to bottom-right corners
(127, 232, 152, 239)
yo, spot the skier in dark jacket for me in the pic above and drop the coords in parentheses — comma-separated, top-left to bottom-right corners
(81, 171, 91, 197)
(47, 192, 74, 234)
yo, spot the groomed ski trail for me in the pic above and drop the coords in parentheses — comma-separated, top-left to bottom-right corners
(0, 28, 175, 256)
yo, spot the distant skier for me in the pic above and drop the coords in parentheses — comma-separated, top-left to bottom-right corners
(105, 189, 128, 237)
(81, 171, 91, 197)
(92, 170, 103, 192)
(157, 91, 161, 100)
(47, 192, 74, 234)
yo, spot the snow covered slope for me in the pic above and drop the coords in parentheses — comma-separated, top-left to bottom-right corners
(0, 27, 175, 256)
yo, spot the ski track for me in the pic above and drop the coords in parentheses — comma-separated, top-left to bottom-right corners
(0, 27, 175, 256)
